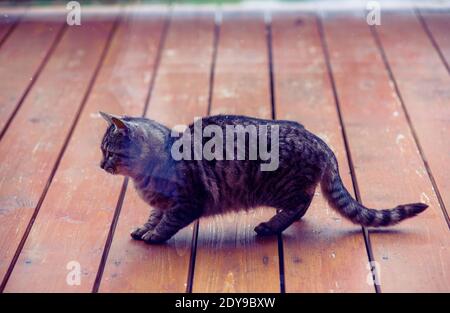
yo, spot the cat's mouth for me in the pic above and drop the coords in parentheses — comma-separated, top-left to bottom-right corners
(100, 159, 117, 175)
(105, 167, 116, 175)
(100, 163, 116, 175)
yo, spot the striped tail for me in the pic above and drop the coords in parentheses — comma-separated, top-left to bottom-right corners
(321, 154, 428, 227)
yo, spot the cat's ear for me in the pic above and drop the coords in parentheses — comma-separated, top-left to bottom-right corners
(99, 111, 128, 131)
(99, 111, 114, 124)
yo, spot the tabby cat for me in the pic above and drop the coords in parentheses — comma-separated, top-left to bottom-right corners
(99, 112, 428, 244)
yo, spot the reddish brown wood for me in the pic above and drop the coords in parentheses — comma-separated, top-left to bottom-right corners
(0, 10, 21, 45)
(192, 14, 280, 293)
(272, 13, 372, 292)
(99, 13, 214, 292)
(0, 9, 448, 293)
(323, 14, 450, 292)
(2, 18, 116, 292)
(0, 16, 64, 135)
(376, 13, 450, 221)
(0, 22, 13, 43)
(421, 13, 450, 70)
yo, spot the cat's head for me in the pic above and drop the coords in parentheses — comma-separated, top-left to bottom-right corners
(99, 112, 144, 176)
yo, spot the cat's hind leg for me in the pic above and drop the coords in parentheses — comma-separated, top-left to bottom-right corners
(255, 187, 315, 236)
(131, 208, 164, 240)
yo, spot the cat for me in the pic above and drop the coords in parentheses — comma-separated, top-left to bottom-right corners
(99, 112, 428, 244)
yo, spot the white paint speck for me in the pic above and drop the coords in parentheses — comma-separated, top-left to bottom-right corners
(396, 133, 405, 145)
(218, 88, 236, 99)
(32, 142, 41, 155)
(420, 192, 430, 205)
(60, 215, 83, 224)
(165, 49, 176, 57)
(162, 95, 173, 102)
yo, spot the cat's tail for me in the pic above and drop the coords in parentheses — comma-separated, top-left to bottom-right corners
(320, 154, 428, 227)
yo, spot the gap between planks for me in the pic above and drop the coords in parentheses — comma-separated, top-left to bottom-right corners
(185, 15, 221, 294)
(415, 9, 450, 74)
(92, 13, 172, 293)
(265, 16, 286, 294)
(315, 14, 379, 293)
(0, 14, 121, 292)
(370, 23, 450, 229)
(0, 23, 67, 142)
(0, 12, 22, 50)
(186, 14, 287, 293)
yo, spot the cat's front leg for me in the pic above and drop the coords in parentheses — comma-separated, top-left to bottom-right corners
(130, 208, 164, 240)
(141, 205, 201, 244)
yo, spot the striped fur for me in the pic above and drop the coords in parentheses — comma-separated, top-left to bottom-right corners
(321, 154, 428, 227)
(99, 113, 428, 244)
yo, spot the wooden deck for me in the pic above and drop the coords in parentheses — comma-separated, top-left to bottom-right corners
(0, 5, 449, 293)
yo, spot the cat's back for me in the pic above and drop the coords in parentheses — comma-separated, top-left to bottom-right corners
(199, 114, 304, 130)
(181, 115, 322, 214)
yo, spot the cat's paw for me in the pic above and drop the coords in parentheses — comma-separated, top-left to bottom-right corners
(130, 226, 149, 240)
(254, 222, 276, 236)
(141, 230, 167, 244)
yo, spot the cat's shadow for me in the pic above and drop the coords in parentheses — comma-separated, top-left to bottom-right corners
(135, 219, 423, 252)
(279, 218, 425, 247)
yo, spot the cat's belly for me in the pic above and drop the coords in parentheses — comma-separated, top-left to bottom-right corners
(203, 188, 258, 216)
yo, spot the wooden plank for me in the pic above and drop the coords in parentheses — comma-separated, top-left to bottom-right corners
(192, 13, 280, 293)
(2, 17, 116, 292)
(0, 20, 14, 43)
(376, 13, 450, 220)
(323, 14, 450, 292)
(0, 10, 22, 46)
(271, 13, 372, 292)
(99, 12, 214, 292)
(0, 17, 16, 47)
(0, 15, 64, 136)
(420, 12, 450, 71)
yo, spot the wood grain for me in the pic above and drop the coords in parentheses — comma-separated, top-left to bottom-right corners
(375, 13, 450, 220)
(323, 14, 450, 292)
(0, 15, 64, 135)
(192, 13, 281, 293)
(272, 13, 372, 292)
(2, 17, 116, 292)
(99, 12, 214, 293)
(1, 9, 448, 293)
